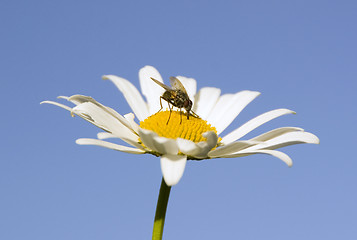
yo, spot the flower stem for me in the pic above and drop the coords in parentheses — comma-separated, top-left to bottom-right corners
(152, 178, 171, 240)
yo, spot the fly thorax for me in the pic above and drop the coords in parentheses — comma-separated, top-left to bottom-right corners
(162, 91, 172, 101)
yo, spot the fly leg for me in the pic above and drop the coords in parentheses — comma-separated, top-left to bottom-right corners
(166, 102, 173, 125)
(157, 97, 165, 112)
(190, 110, 199, 118)
(180, 108, 183, 124)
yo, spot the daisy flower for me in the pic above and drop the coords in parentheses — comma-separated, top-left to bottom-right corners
(41, 66, 319, 186)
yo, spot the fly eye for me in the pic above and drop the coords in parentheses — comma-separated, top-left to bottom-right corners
(184, 100, 192, 109)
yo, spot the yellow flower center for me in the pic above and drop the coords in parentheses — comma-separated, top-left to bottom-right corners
(140, 110, 218, 143)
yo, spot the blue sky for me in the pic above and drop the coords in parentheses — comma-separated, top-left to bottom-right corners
(1, 1, 356, 239)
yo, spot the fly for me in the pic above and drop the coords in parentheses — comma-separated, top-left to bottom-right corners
(151, 76, 198, 124)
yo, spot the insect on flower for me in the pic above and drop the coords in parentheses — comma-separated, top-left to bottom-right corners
(151, 76, 199, 124)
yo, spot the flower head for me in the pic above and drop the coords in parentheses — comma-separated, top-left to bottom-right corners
(42, 66, 319, 186)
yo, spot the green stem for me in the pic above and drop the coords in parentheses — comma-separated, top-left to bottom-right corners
(152, 178, 172, 240)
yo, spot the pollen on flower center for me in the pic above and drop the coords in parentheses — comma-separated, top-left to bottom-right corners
(140, 110, 217, 143)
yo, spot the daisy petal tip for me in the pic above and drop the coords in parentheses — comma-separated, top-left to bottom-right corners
(163, 176, 179, 187)
(102, 75, 111, 80)
(57, 96, 69, 100)
(246, 90, 261, 97)
(281, 155, 293, 168)
(160, 155, 187, 186)
(40, 100, 58, 105)
(75, 138, 86, 145)
(305, 132, 320, 144)
(312, 135, 320, 144)
(202, 130, 216, 138)
(280, 153, 293, 167)
(138, 127, 154, 135)
(282, 108, 296, 114)
(140, 65, 157, 71)
(39, 100, 73, 112)
(202, 131, 218, 146)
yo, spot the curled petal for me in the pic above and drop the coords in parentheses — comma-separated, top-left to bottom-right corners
(138, 128, 179, 155)
(254, 149, 293, 167)
(71, 102, 140, 148)
(176, 138, 202, 157)
(124, 113, 140, 134)
(66, 95, 134, 131)
(42, 96, 141, 148)
(219, 149, 293, 167)
(152, 136, 179, 155)
(177, 131, 218, 159)
(160, 154, 187, 186)
(57, 96, 70, 101)
(138, 128, 160, 152)
(40, 100, 73, 112)
(63, 95, 91, 105)
(76, 138, 145, 154)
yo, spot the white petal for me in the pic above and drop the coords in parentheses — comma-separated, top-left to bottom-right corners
(176, 138, 202, 156)
(246, 131, 320, 151)
(139, 66, 165, 115)
(207, 91, 261, 134)
(138, 128, 160, 152)
(124, 113, 140, 134)
(97, 132, 116, 139)
(40, 100, 73, 112)
(105, 107, 135, 131)
(206, 93, 234, 124)
(103, 75, 149, 121)
(221, 109, 296, 144)
(76, 138, 145, 154)
(192, 134, 216, 159)
(176, 131, 218, 159)
(160, 154, 187, 186)
(57, 96, 70, 101)
(208, 140, 261, 158)
(254, 149, 293, 167)
(250, 127, 304, 142)
(67, 95, 134, 131)
(72, 102, 140, 148)
(193, 87, 221, 119)
(152, 136, 179, 155)
(217, 149, 293, 167)
(138, 129, 180, 155)
(193, 131, 218, 159)
(66, 95, 94, 105)
(42, 96, 141, 148)
(203, 131, 219, 149)
(175, 76, 197, 101)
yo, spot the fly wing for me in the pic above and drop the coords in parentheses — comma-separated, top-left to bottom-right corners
(151, 77, 172, 91)
(169, 76, 188, 94)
